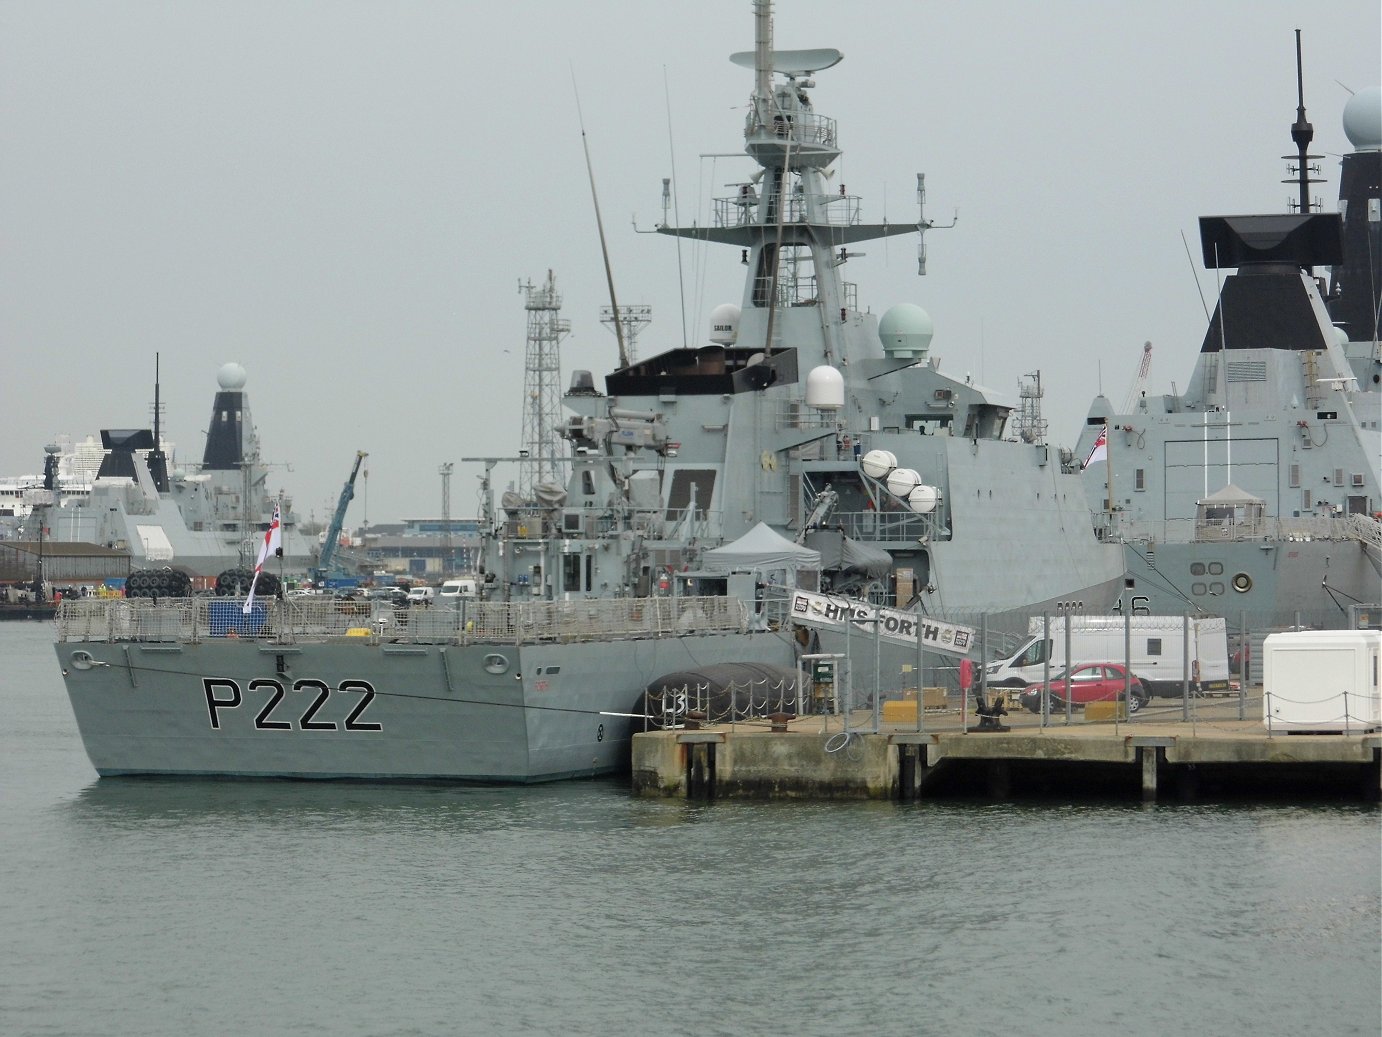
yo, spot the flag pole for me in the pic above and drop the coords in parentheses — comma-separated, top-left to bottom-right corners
(1106, 425, 1114, 520)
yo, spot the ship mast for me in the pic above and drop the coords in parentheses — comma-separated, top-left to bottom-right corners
(1284, 30, 1324, 224)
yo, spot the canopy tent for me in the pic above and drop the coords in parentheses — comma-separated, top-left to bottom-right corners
(804, 528, 893, 577)
(703, 522, 820, 573)
(1195, 482, 1267, 540)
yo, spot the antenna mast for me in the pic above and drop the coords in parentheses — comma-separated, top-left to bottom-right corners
(1284, 29, 1324, 218)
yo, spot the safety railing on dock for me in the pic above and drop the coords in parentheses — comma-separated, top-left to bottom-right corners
(54, 595, 753, 647)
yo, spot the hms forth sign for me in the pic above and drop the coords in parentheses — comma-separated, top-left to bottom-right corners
(789, 590, 974, 657)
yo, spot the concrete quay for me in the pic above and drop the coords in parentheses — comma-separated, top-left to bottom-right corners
(629, 694, 1382, 802)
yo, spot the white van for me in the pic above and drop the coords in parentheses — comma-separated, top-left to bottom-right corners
(406, 586, 435, 605)
(986, 615, 1231, 697)
(438, 578, 478, 603)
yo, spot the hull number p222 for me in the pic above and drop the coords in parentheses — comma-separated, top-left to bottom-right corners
(203, 678, 382, 732)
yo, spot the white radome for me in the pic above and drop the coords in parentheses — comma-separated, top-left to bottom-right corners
(805, 365, 845, 410)
(217, 362, 248, 391)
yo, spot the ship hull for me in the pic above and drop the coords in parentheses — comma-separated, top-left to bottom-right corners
(57, 630, 795, 782)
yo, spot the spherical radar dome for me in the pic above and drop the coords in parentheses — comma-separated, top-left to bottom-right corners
(1342, 86, 1381, 151)
(878, 303, 934, 359)
(217, 362, 248, 390)
(860, 449, 896, 480)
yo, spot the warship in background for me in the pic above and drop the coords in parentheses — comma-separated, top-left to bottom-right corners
(1074, 53, 1381, 630)
(33, 361, 312, 580)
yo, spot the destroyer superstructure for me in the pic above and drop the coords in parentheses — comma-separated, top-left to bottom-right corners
(40, 362, 312, 578)
(1074, 54, 1381, 628)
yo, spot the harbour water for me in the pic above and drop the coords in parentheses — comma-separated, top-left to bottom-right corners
(4, 622, 1378, 1037)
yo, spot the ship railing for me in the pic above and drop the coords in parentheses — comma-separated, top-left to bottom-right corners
(746, 109, 838, 150)
(712, 191, 861, 229)
(830, 508, 946, 544)
(54, 594, 753, 646)
(1104, 514, 1375, 545)
(750, 274, 857, 312)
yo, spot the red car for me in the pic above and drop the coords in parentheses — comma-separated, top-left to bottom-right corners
(1019, 662, 1148, 714)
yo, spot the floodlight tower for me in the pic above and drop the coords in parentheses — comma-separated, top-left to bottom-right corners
(518, 270, 570, 495)
(599, 304, 651, 364)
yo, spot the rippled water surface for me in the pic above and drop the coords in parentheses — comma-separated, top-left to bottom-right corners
(4, 623, 1379, 1036)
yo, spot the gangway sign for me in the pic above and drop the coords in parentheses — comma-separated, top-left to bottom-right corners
(789, 589, 975, 658)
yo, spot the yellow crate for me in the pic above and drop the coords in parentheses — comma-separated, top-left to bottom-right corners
(882, 700, 917, 723)
(345, 627, 372, 638)
(1083, 700, 1128, 721)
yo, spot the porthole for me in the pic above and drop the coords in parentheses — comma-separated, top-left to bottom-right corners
(1207, 561, 1224, 575)
(1191, 582, 1208, 596)
(1190, 562, 1206, 576)
(1210, 582, 1225, 596)
(483, 653, 510, 674)
(1232, 573, 1253, 593)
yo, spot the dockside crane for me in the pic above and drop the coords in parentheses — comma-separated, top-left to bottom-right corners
(312, 450, 367, 586)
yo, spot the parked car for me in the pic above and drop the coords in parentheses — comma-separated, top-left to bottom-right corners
(406, 586, 435, 606)
(1019, 662, 1149, 714)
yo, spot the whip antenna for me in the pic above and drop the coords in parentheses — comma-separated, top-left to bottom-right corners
(572, 72, 629, 368)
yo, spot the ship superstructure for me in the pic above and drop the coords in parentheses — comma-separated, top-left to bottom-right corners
(483, 0, 1125, 619)
(1075, 57, 1381, 627)
(44, 362, 312, 578)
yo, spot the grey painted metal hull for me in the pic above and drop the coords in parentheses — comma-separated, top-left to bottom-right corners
(57, 629, 795, 782)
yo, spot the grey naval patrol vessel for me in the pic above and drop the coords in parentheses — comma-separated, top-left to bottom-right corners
(37, 361, 313, 580)
(54, 1, 1127, 783)
(1074, 57, 1381, 630)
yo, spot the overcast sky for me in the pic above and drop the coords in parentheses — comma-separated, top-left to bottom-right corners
(3, 0, 1378, 526)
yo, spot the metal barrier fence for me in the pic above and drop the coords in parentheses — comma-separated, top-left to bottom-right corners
(55, 595, 752, 646)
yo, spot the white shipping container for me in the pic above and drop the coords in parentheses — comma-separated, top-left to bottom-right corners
(1262, 630, 1381, 732)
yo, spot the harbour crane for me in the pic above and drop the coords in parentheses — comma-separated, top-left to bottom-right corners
(312, 450, 367, 585)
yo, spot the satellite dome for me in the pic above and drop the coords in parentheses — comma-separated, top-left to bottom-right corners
(709, 303, 741, 345)
(1333, 324, 1350, 348)
(217, 362, 248, 390)
(860, 449, 896, 480)
(1342, 86, 1381, 151)
(885, 467, 922, 498)
(805, 365, 845, 410)
(878, 303, 934, 359)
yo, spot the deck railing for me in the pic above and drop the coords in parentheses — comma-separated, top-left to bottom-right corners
(55, 595, 753, 647)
